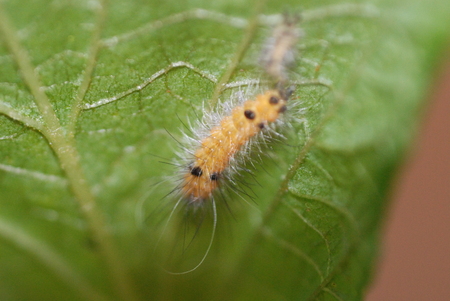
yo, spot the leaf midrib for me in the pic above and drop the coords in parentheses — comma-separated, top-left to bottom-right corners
(0, 2, 138, 301)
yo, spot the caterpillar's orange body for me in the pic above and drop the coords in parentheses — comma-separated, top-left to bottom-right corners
(181, 89, 288, 202)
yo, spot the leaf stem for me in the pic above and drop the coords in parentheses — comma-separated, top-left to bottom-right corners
(0, 4, 138, 301)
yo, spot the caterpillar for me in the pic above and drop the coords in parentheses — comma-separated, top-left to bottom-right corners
(181, 88, 291, 203)
(159, 12, 301, 274)
(159, 86, 295, 274)
(179, 13, 301, 204)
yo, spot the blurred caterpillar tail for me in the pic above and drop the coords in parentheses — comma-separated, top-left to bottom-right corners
(259, 11, 303, 87)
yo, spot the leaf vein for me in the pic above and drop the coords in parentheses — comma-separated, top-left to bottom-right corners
(83, 61, 217, 109)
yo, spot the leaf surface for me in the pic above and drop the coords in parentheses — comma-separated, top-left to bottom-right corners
(0, 0, 449, 300)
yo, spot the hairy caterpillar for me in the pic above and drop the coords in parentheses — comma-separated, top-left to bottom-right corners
(179, 13, 301, 205)
(158, 13, 301, 274)
(181, 88, 291, 203)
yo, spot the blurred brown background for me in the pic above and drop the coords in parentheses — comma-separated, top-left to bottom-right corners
(366, 56, 450, 300)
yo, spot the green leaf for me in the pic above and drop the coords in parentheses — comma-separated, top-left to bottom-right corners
(0, 0, 449, 300)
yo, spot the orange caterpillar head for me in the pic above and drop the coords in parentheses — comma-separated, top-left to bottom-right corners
(181, 89, 291, 203)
